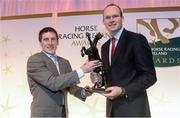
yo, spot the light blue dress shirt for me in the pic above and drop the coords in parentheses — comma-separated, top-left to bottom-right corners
(42, 51, 84, 79)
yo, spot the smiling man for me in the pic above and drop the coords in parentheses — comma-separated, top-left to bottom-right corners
(90, 4, 157, 117)
(27, 27, 101, 117)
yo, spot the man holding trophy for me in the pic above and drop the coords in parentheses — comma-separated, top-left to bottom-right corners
(89, 3, 157, 117)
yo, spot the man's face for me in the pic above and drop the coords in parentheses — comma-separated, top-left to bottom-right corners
(103, 6, 123, 35)
(40, 31, 58, 54)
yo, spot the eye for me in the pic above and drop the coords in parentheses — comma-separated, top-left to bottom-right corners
(51, 37, 57, 40)
(104, 14, 120, 21)
(112, 15, 120, 19)
(104, 16, 111, 20)
(43, 38, 49, 41)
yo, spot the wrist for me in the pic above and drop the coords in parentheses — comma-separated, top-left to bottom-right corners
(121, 87, 126, 94)
(81, 89, 86, 99)
(120, 87, 128, 98)
(76, 68, 85, 79)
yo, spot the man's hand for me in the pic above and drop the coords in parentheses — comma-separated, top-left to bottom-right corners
(103, 86, 123, 100)
(90, 72, 102, 84)
(81, 86, 93, 98)
(80, 60, 102, 73)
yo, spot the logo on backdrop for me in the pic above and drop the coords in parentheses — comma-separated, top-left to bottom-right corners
(58, 25, 104, 47)
(137, 18, 180, 67)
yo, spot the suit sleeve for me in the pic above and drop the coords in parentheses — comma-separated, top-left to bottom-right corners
(27, 55, 80, 92)
(124, 34, 157, 99)
(67, 85, 86, 101)
(64, 61, 86, 101)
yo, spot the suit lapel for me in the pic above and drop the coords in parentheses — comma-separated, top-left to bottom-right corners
(41, 52, 59, 75)
(111, 29, 127, 66)
(104, 40, 111, 68)
(57, 57, 66, 74)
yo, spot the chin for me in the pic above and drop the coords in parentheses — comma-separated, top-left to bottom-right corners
(112, 29, 119, 33)
(47, 50, 55, 54)
(109, 27, 116, 31)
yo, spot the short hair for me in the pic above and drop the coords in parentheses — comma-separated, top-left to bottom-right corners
(39, 27, 58, 42)
(103, 3, 123, 17)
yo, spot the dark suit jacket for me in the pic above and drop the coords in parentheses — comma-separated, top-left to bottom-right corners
(27, 52, 85, 117)
(101, 29, 157, 117)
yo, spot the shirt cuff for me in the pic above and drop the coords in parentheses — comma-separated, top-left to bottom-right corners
(76, 68, 85, 79)
(81, 89, 86, 99)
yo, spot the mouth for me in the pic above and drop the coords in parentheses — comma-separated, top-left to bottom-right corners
(109, 23, 117, 28)
(47, 45, 55, 50)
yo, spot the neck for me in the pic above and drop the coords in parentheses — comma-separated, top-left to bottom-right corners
(43, 50, 56, 55)
(112, 27, 122, 35)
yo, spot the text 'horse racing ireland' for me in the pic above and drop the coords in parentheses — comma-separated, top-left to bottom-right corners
(81, 32, 104, 88)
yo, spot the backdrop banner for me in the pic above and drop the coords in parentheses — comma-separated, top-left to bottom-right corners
(0, 8, 179, 118)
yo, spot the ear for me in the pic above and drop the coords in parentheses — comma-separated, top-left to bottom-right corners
(39, 42, 43, 47)
(121, 16, 124, 22)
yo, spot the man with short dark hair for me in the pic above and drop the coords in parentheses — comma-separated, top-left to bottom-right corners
(27, 27, 101, 117)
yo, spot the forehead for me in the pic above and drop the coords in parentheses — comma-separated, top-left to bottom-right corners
(42, 31, 56, 38)
(104, 6, 120, 15)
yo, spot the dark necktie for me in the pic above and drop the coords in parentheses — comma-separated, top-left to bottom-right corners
(111, 37, 116, 58)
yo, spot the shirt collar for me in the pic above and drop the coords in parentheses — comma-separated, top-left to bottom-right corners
(42, 51, 57, 58)
(113, 27, 124, 41)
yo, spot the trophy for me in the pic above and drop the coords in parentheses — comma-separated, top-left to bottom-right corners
(81, 32, 105, 93)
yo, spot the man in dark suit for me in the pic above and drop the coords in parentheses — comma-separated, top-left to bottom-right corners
(27, 27, 101, 117)
(90, 4, 157, 117)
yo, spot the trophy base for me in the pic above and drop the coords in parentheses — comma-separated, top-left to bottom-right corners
(85, 87, 105, 94)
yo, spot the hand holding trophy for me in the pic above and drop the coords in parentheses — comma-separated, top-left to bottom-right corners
(81, 32, 106, 94)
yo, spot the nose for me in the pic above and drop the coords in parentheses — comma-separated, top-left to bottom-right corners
(44, 40, 52, 47)
(109, 18, 115, 23)
(109, 18, 114, 21)
(49, 39, 53, 44)
(47, 38, 53, 44)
